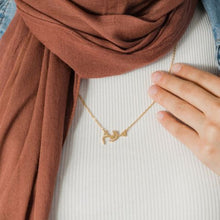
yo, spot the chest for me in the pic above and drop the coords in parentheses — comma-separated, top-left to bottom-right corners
(49, 5, 220, 220)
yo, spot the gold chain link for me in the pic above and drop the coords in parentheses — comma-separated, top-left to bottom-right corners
(78, 44, 177, 144)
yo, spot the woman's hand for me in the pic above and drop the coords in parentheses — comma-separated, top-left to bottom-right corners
(148, 63, 220, 176)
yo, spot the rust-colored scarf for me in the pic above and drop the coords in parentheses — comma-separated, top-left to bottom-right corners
(0, 0, 197, 219)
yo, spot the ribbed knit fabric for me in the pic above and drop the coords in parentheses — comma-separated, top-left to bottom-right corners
(48, 2, 220, 220)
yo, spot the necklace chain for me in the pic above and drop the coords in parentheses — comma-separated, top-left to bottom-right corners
(78, 44, 177, 144)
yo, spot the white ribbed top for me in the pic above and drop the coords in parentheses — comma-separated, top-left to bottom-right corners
(49, 2, 220, 220)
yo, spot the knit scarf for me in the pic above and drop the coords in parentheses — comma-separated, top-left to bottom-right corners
(0, 0, 197, 219)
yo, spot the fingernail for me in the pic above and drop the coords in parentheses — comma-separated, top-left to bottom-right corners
(171, 63, 182, 73)
(148, 86, 158, 95)
(151, 72, 162, 83)
(157, 111, 164, 120)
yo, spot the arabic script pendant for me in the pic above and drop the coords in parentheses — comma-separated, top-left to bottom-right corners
(102, 129, 128, 144)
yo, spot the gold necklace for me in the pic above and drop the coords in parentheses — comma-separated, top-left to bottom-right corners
(78, 44, 177, 145)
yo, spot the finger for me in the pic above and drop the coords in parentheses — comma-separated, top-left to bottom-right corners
(148, 85, 206, 135)
(158, 111, 220, 176)
(156, 110, 201, 156)
(171, 63, 220, 97)
(151, 71, 220, 124)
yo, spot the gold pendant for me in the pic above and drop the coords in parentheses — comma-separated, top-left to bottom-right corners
(102, 129, 127, 144)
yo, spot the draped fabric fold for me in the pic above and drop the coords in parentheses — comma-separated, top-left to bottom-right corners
(0, 0, 197, 219)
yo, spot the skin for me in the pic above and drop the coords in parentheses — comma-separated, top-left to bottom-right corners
(148, 63, 220, 176)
